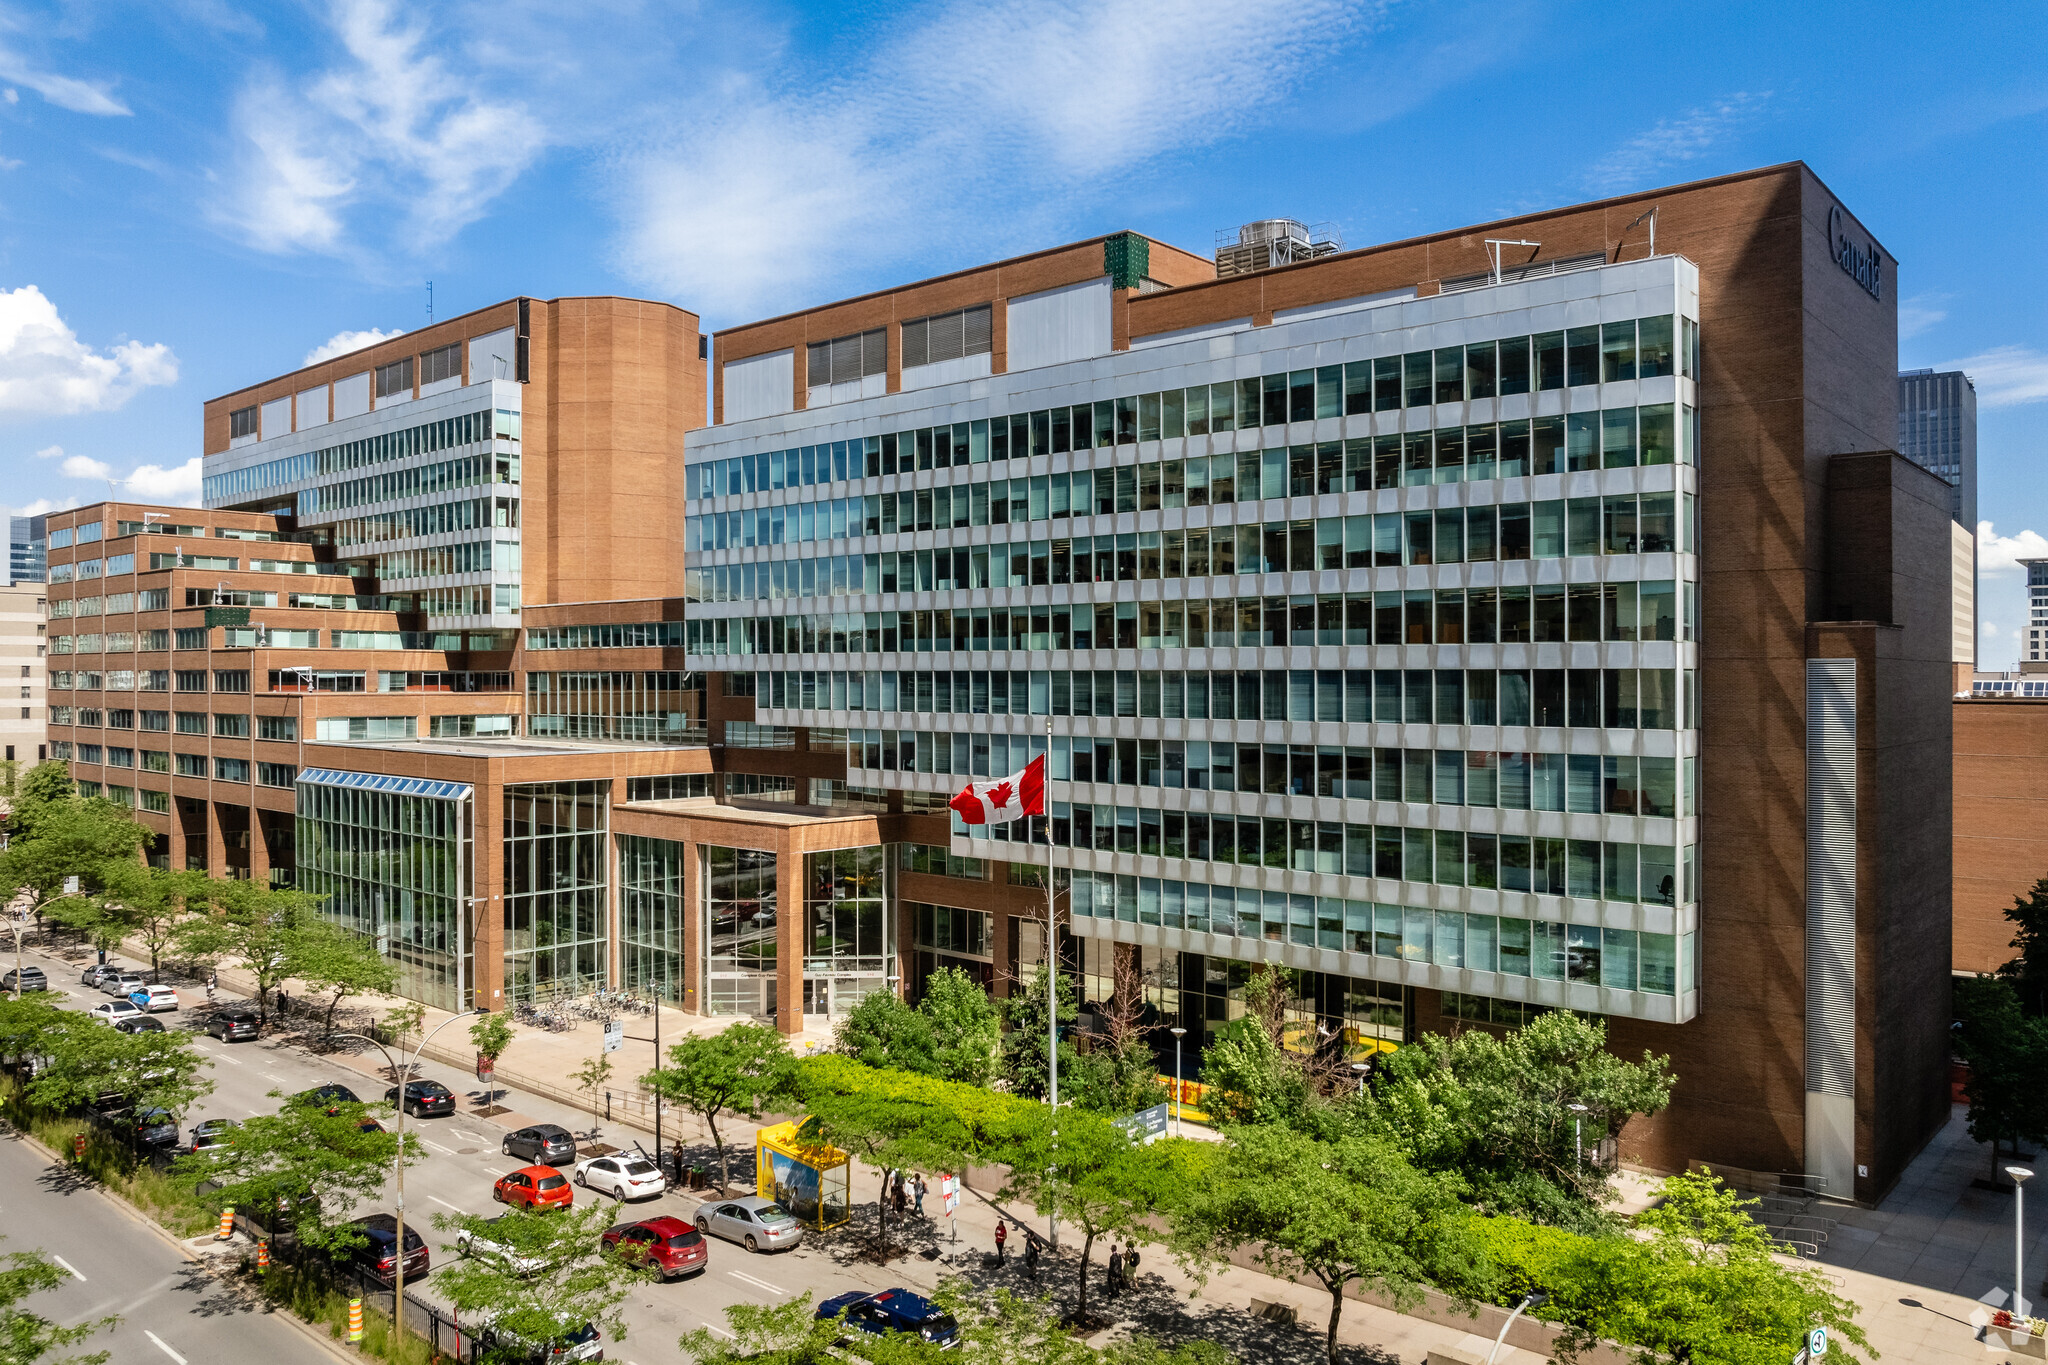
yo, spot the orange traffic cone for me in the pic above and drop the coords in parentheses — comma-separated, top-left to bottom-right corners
(348, 1297, 363, 1343)
(216, 1206, 235, 1240)
(71, 1133, 85, 1161)
(256, 1240, 269, 1274)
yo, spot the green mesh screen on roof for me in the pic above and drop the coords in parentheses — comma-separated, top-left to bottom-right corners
(1104, 232, 1150, 290)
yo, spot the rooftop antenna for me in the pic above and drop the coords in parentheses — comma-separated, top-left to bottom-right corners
(1484, 239, 1541, 286)
(1625, 207, 1658, 259)
(426, 281, 434, 324)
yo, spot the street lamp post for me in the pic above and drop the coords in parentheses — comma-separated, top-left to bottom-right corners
(332, 1008, 482, 1349)
(1568, 1102, 1590, 1175)
(1485, 1292, 1549, 1365)
(1169, 1027, 1185, 1139)
(2009, 1165, 2035, 1319)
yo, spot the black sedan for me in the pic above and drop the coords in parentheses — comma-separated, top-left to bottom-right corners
(345, 1214, 429, 1284)
(385, 1079, 457, 1117)
(294, 1083, 361, 1115)
(501, 1123, 576, 1165)
(112, 1015, 167, 1034)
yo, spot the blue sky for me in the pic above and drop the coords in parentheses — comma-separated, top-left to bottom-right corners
(1, 0, 2042, 659)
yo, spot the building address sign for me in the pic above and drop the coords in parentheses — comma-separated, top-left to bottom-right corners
(1827, 204, 1883, 301)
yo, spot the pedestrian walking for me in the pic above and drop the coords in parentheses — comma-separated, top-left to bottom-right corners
(1024, 1233, 1039, 1280)
(205, 972, 217, 1002)
(892, 1182, 907, 1218)
(1106, 1244, 1122, 1298)
(1125, 1243, 1140, 1287)
(913, 1173, 926, 1216)
(994, 1220, 1008, 1263)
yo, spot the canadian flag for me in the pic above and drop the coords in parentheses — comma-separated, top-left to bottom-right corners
(948, 754, 1047, 825)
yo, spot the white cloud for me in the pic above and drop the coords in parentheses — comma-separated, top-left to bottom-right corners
(1940, 345, 2048, 408)
(1978, 521, 2048, 575)
(117, 458, 202, 504)
(1898, 292, 1949, 342)
(1982, 620, 2003, 637)
(0, 286, 177, 416)
(0, 45, 129, 116)
(59, 454, 111, 480)
(612, 0, 1362, 318)
(213, 0, 544, 256)
(304, 327, 405, 366)
(1583, 92, 1772, 195)
(33, 443, 60, 459)
(5, 496, 79, 518)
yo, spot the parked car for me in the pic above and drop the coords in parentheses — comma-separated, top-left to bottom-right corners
(293, 1083, 360, 1114)
(600, 1216, 706, 1281)
(502, 1123, 576, 1165)
(190, 1118, 239, 1155)
(452, 1213, 560, 1276)
(0, 967, 48, 992)
(694, 1195, 803, 1253)
(493, 1164, 573, 1210)
(80, 964, 120, 989)
(356, 1116, 387, 1134)
(817, 1289, 959, 1348)
(384, 1079, 456, 1117)
(469, 1310, 603, 1364)
(101, 973, 146, 998)
(343, 1214, 428, 1284)
(205, 1010, 260, 1042)
(112, 1014, 167, 1034)
(89, 1000, 143, 1023)
(128, 984, 179, 1013)
(574, 1154, 665, 1202)
(131, 1107, 180, 1148)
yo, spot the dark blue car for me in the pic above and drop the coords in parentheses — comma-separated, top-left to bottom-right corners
(816, 1288, 959, 1348)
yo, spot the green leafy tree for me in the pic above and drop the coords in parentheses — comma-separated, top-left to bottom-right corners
(173, 881, 320, 1022)
(470, 1011, 516, 1079)
(101, 866, 200, 981)
(172, 1092, 419, 1257)
(1354, 1010, 1674, 1228)
(1174, 1125, 1481, 1365)
(290, 918, 398, 1034)
(678, 1292, 844, 1365)
(834, 988, 937, 1075)
(2, 762, 75, 838)
(572, 1054, 613, 1135)
(642, 1021, 797, 1192)
(1000, 963, 1084, 1103)
(1001, 1109, 1203, 1327)
(26, 1011, 212, 1119)
(433, 1203, 650, 1364)
(1198, 974, 1316, 1129)
(0, 1237, 114, 1365)
(917, 967, 1002, 1087)
(1954, 975, 2048, 1179)
(1998, 876, 2048, 1016)
(0, 797, 150, 946)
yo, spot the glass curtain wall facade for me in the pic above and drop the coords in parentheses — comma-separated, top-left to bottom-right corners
(801, 847, 891, 1017)
(617, 835, 686, 1002)
(684, 255, 1702, 1034)
(704, 846, 778, 1016)
(295, 773, 472, 1010)
(503, 780, 608, 1000)
(525, 670, 708, 740)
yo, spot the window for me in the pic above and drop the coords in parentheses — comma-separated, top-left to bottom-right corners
(175, 628, 209, 650)
(257, 762, 296, 788)
(138, 589, 169, 611)
(315, 716, 417, 741)
(229, 406, 258, 439)
(140, 710, 169, 731)
(175, 670, 207, 692)
(142, 750, 169, 772)
(214, 713, 249, 737)
(175, 711, 208, 734)
(214, 671, 250, 693)
(429, 714, 514, 737)
(374, 356, 414, 398)
(258, 715, 297, 741)
(139, 789, 169, 813)
(419, 343, 461, 386)
(806, 330, 886, 387)
(900, 306, 992, 368)
(175, 753, 207, 777)
(214, 757, 250, 783)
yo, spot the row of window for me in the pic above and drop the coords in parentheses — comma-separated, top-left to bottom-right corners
(51, 668, 508, 695)
(50, 521, 280, 549)
(53, 628, 502, 654)
(692, 312, 1698, 498)
(51, 669, 248, 693)
(52, 707, 297, 739)
(52, 590, 166, 617)
(316, 453, 518, 514)
(688, 579, 1692, 659)
(203, 408, 518, 505)
(328, 497, 517, 549)
(767, 665, 1692, 730)
(362, 539, 520, 581)
(1060, 872, 1690, 996)
(898, 843, 990, 882)
(55, 740, 292, 788)
(687, 410, 1693, 555)
(526, 621, 688, 651)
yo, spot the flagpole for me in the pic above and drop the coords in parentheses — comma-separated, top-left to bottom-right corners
(1044, 711, 1058, 1256)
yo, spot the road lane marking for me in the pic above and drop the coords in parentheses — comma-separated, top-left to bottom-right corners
(727, 1269, 783, 1295)
(144, 1331, 186, 1365)
(50, 1255, 82, 1280)
(423, 1140, 458, 1156)
(427, 1195, 464, 1211)
(247, 1109, 264, 1116)
(211, 1054, 242, 1066)
(264, 1073, 287, 1083)
(701, 1323, 735, 1339)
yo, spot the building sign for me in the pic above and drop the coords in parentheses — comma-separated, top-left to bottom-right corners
(1114, 1102, 1170, 1145)
(1827, 205, 1883, 301)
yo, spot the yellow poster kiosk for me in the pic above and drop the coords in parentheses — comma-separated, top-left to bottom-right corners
(754, 1121, 851, 1231)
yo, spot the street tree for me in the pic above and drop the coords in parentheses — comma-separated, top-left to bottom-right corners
(0, 1237, 114, 1365)
(470, 1010, 516, 1087)
(1197, 969, 1317, 1128)
(1998, 876, 2048, 1016)
(172, 1092, 419, 1257)
(1174, 1125, 1481, 1365)
(1, 762, 75, 839)
(1001, 1109, 1204, 1327)
(834, 988, 937, 1076)
(918, 967, 1002, 1088)
(173, 881, 320, 1022)
(1954, 975, 2048, 1179)
(641, 1022, 798, 1193)
(0, 797, 151, 946)
(433, 1202, 651, 1365)
(26, 1012, 212, 1120)
(99, 866, 201, 981)
(677, 1292, 846, 1365)
(290, 918, 398, 1034)
(572, 1054, 613, 1134)
(999, 963, 1084, 1103)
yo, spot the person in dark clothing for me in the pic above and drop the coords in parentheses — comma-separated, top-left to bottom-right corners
(1024, 1233, 1039, 1279)
(1124, 1243, 1140, 1285)
(1106, 1243, 1123, 1297)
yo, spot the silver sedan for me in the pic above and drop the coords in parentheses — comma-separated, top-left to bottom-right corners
(694, 1195, 803, 1253)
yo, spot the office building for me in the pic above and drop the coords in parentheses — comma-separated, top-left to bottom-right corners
(2025, 559, 2048, 669)
(45, 163, 1954, 1203)
(1898, 370, 1977, 684)
(0, 582, 47, 766)
(6, 515, 46, 586)
(1955, 667, 2048, 976)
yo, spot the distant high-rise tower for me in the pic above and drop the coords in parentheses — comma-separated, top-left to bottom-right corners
(4, 516, 45, 586)
(1897, 369, 1976, 529)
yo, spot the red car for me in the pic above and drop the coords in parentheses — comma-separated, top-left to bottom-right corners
(494, 1164, 573, 1210)
(600, 1216, 707, 1281)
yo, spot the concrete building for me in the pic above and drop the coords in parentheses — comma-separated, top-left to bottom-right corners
(6, 515, 46, 586)
(2025, 559, 2048, 669)
(1897, 370, 1978, 684)
(0, 581, 47, 766)
(45, 163, 1956, 1204)
(1954, 675, 2048, 976)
